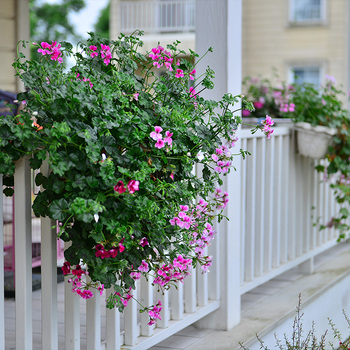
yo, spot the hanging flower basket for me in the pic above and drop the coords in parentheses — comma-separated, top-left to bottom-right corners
(295, 122, 336, 159)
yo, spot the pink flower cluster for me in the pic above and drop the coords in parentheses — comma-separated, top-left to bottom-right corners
(115, 289, 133, 307)
(261, 115, 275, 139)
(76, 73, 93, 88)
(114, 180, 139, 194)
(212, 145, 232, 174)
(188, 86, 197, 99)
(148, 300, 162, 325)
(36, 41, 63, 63)
(273, 90, 295, 113)
(89, 44, 112, 65)
(95, 241, 125, 259)
(153, 255, 192, 287)
(61, 262, 104, 299)
(226, 130, 239, 148)
(214, 188, 229, 210)
(149, 45, 173, 70)
(169, 205, 192, 229)
(150, 126, 173, 149)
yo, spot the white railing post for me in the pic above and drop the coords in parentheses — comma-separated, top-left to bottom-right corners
(105, 288, 122, 350)
(0, 175, 4, 350)
(64, 242, 80, 350)
(86, 276, 101, 350)
(40, 159, 58, 350)
(195, 0, 242, 330)
(14, 156, 32, 350)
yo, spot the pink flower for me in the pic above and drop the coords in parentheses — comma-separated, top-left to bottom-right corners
(114, 181, 126, 194)
(188, 86, 197, 99)
(140, 237, 149, 247)
(130, 272, 141, 280)
(253, 101, 264, 109)
(164, 131, 173, 146)
(133, 93, 139, 101)
(127, 180, 139, 194)
(155, 139, 165, 149)
(138, 260, 149, 273)
(150, 126, 163, 140)
(189, 69, 196, 80)
(175, 69, 184, 78)
(62, 261, 71, 275)
(170, 172, 174, 180)
(242, 109, 251, 117)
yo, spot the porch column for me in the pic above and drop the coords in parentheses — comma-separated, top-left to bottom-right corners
(0, 175, 4, 350)
(195, 0, 243, 330)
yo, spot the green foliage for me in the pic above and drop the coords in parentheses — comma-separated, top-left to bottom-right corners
(3, 31, 259, 312)
(94, 1, 110, 39)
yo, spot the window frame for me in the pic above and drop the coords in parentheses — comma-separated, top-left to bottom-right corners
(288, 65, 324, 87)
(289, 0, 327, 25)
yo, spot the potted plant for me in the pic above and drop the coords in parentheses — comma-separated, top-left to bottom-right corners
(0, 32, 271, 324)
(242, 76, 295, 126)
(286, 76, 349, 159)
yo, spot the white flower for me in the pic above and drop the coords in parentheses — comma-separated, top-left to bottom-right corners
(197, 151, 204, 161)
(94, 213, 99, 223)
(32, 111, 38, 116)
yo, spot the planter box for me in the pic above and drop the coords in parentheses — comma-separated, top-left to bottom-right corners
(295, 122, 336, 159)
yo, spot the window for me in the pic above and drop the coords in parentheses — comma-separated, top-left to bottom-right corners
(290, 0, 326, 23)
(289, 66, 322, 86)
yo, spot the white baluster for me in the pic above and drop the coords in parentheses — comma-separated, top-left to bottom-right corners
(14, 157, 32, 350)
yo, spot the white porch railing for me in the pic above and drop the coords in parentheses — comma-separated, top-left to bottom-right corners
(1, 124, 344, 349)
(120, 0, 195, 34)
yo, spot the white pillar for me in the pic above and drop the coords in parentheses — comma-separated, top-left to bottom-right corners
(110, 0, 120, 40)
(195, 0, 242, 330)
(0, 175, 4, 350)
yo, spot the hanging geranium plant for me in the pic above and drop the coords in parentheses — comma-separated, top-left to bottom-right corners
(0, 31, 272, 324)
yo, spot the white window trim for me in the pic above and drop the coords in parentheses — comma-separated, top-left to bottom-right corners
(289, 0, 327, 25)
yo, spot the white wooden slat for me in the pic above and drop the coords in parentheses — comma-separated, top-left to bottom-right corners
(275, 136, 284, 265)
(302, 157, 311, 254)
(140, 276, 154, 336)
(264, 135, 274, 271)
(40, 156, 58, 350)
(254, 137, 265, 276)
(41, 217, 58, 350)
(288, 130, 297, 261)
(86, 277, 101, 350)
(240, 137, 247, 286)
(170, 280, 184, 320)
(295, 154, 304, 257)
(14, 157, 32, 350)
(311, 159, 319, 248)
(0, 175, 4, 350)
(105, 288, 121, 350)
(156, 288, 170, 328)
(124, 286, 138, 346)
(244, 138, 257, 282)
(280, 134, 290, 264)
(184, 266, 196, 313)
(197, 249, 208, 307)
(64, 242, 80, 350)
(208, 221, 220, 300)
